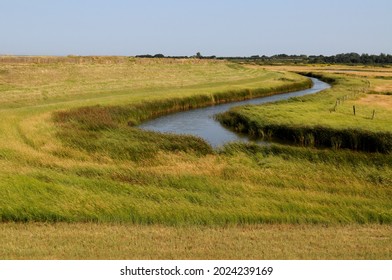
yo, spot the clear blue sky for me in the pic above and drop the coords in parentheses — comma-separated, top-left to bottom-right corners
(1, 0, 391, 56)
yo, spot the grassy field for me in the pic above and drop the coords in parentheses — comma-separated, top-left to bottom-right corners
(0, 57, 391, 259)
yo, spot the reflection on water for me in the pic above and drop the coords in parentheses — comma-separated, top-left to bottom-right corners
(138, 78, 330, 147)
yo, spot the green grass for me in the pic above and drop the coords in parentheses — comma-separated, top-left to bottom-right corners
(0, 58, 391, 259)
(1, 141, 391, 225)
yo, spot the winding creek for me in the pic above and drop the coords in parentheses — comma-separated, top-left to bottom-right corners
(139, 77, 330, 147)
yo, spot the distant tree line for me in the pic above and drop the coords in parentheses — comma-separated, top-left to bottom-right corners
(136, 53, 217, 59)
(308, 53, 392, 64)
(222, 53, 392, 65)
(136, 54, 166, 58)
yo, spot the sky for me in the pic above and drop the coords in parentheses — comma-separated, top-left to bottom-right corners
(1, 0, 391, 56)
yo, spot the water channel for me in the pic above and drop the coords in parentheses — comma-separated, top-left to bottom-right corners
(139, 77, 330, 147)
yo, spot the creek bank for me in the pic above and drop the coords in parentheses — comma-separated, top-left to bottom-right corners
(138, 77, 329, 147)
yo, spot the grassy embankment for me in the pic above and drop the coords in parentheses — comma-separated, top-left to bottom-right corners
(0, 57, 391, 259)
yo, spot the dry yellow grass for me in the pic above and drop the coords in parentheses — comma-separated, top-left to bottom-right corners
(1, 223, 391, 260)
(356, 94, 392, 110)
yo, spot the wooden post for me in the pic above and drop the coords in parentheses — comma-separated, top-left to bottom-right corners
(353, 105, 356, 116)
(372, 109, 375, 120)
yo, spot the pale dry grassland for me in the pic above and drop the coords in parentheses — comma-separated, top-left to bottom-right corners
(1, 223, 391, 260)
(357, 94, 392, 109)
